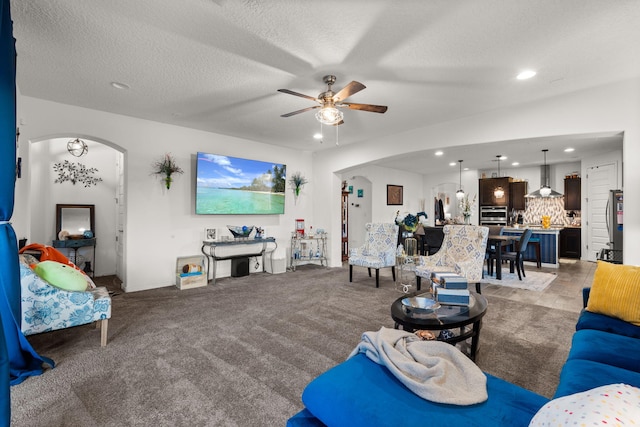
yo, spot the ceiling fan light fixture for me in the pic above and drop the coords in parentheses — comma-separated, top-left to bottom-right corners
(67, 138, 88, 157)
(315, 106, 343, 125)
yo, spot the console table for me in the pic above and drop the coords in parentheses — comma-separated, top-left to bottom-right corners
(201, 238, 277, 285)
(52, 238, 97, 277)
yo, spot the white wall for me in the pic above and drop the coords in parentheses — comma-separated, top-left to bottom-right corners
(340, 165, 424, 223)
(16, 79, 640, 290)
(314, 78, 640, 267)
(16, 97, 314, 292)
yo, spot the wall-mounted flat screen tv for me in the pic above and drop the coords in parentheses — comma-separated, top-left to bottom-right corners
(196, 152, 286, 215)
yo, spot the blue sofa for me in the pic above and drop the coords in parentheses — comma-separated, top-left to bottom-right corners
(287, 287, 640, 427)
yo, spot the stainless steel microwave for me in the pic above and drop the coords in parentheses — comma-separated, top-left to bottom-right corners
(480, 206, 508, 225)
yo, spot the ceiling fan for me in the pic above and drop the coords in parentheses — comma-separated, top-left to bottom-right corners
(278, 75, 388, 126)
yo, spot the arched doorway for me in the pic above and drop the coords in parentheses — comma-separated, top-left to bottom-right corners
(343, 175, 373, 251)
(25, 135, 126, 283)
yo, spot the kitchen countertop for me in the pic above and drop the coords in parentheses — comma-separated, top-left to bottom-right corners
(504, 224, 582, 231)
(503, 226, 562, 233)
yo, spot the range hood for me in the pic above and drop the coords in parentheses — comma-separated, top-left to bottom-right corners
(525, 163, 563, 199)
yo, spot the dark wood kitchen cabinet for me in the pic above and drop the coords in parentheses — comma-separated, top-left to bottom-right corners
(560, 227, 581, 259)
(509, 181, 528, 211)
(564, 178, 581, 210)
(479, 177, 512, 207)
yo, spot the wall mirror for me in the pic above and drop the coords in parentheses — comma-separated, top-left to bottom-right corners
(56, 204, 95, 238)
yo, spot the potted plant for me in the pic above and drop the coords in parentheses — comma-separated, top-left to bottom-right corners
(152, 153, 183, 189)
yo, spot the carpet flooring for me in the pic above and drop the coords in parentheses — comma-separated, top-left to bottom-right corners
(10, 265, 580, 426)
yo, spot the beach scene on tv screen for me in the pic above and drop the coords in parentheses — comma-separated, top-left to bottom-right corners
(196, 153, 286, 215)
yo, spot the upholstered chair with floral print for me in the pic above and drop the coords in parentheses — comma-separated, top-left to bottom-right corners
(415, 225, 489, 293)
(19, 255, 112, 346)
(349, 223, 399, 288)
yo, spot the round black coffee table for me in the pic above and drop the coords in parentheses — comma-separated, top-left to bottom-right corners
(390, 292, 488, 361)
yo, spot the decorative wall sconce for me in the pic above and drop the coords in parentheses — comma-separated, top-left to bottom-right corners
(152, 153, 184, 190)
(288, 171, 308, 204)
(67, 138, 89, 157)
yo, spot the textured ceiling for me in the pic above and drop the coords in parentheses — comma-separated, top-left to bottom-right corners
(10, 0, 638, 173)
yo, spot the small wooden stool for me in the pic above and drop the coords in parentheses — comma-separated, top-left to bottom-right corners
(528, 237, 541, 268)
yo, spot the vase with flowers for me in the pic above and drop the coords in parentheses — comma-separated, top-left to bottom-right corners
(288, 172, 308, 204)
(152, 153, 184, 189)
(459, 194, 476, 224)
(394, 211, 428, 237)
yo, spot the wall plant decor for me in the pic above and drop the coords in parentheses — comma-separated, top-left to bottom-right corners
(53, 160, 103, 187)
(152, 153, 183, 189)
(288, 171, 308, 204)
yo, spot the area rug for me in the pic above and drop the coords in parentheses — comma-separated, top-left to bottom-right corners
(482, 268, 557, 291)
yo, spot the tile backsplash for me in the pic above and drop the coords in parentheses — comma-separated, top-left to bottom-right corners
(521, 197, 580, 226)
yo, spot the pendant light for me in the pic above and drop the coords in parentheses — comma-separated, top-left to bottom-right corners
(67, 138, 88, 157)
(525, 149, 563, 198)
(455, 160, 465, 200)
(493, 155, 505, 199)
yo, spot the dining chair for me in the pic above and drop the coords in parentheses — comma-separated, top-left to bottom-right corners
(485, 225, 504, 276)
(494, 228, 533, 280)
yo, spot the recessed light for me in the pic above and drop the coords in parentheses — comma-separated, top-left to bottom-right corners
(516, 70, 536, 80)
(500, 156, 507, 160)
(110, 81, 130, 90)
(435, 151, 444, 156)
(511, 162, 520, 166)
(449, 162, 456, 166)
(313, 133, 322, 140)
(564, 147, 575, 152)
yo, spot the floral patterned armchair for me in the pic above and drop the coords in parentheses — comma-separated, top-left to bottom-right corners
(19, 255, 111, 346)
(415, 225, 489, 293)
(349, 223, 399, 288)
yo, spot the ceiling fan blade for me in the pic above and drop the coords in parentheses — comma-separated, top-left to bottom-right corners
(332, 81, 366, 102)
(341, 102, 388, 113)
(280, 105, 320, 117)
(277, 88, 318, 102)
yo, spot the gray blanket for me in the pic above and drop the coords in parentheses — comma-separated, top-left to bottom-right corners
(348, 327, 488, 405)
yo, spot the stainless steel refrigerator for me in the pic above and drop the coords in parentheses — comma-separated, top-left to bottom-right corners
(606, 189, 624, 252)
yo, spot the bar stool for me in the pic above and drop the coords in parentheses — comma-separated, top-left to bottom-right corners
(528, 237, 542, 268)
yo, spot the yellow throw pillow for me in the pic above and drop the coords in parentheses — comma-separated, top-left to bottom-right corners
(586, 261, 640, 326)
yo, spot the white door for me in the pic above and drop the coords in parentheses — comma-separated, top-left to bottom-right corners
(586, 163, 617, 261)
(115, 152, 125, 286)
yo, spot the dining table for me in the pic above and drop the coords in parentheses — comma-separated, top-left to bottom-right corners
(487, 234, 519, 280)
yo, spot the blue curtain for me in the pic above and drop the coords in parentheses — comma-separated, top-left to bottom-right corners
(0, 1, 53, 419)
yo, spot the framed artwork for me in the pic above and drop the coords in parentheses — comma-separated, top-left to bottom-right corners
(387, 185, 403, 205)
(348, 185, 353, 194)
(357, 189, 363, 198)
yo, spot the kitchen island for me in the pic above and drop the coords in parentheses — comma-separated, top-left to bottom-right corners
(502, 226, 562, 268)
